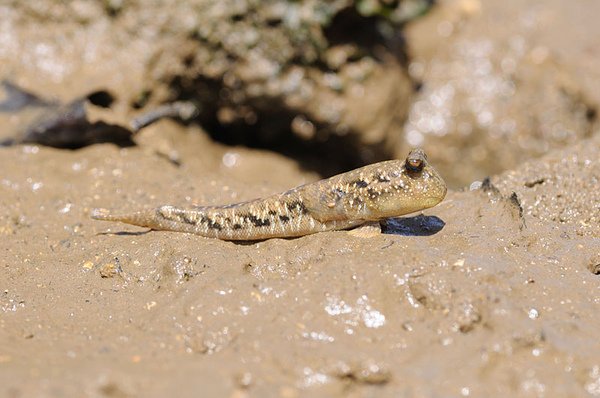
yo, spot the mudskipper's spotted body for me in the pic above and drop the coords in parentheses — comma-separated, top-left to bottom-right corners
(92, 149, 447, 240)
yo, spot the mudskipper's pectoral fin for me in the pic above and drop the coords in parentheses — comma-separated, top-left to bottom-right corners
(347, 221, 382, 238)
(302, 186, 350, 223)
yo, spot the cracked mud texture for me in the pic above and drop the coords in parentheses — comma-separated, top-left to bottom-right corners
(1, 0, 600, 397)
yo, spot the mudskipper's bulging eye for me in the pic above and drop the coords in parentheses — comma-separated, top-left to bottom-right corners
(406, 158, 424, 174)
(406, 158, 423, 172)
(405, 148, 427, 174)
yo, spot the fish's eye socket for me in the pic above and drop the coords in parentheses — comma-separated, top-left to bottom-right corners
(406, 158, 424, 173)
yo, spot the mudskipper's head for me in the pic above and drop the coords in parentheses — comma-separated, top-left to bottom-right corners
(361, 148, 447, 220)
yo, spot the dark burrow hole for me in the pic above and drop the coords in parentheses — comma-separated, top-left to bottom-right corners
(87, 90, 115, 108)
(153, 8, 414, 177)
(323, 6, 408, 65)
(165, 76, 392, 178)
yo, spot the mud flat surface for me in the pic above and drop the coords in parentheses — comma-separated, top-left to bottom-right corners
(1, 1, 600, 397)
(1, 125, 599, 398)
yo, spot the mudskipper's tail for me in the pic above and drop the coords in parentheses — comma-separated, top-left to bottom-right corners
(90, 208, 158, 229)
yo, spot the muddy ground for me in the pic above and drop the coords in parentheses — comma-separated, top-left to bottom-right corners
(1, 0, 599, 397)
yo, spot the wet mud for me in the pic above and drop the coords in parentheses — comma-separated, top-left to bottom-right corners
(0, 1, 599, 397)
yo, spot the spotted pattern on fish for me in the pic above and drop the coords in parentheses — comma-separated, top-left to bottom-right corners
(91, 149, 447, 240)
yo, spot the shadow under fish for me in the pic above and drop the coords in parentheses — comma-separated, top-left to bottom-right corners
(382, 214, 445, 236)
(0, 80, 197, 149)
